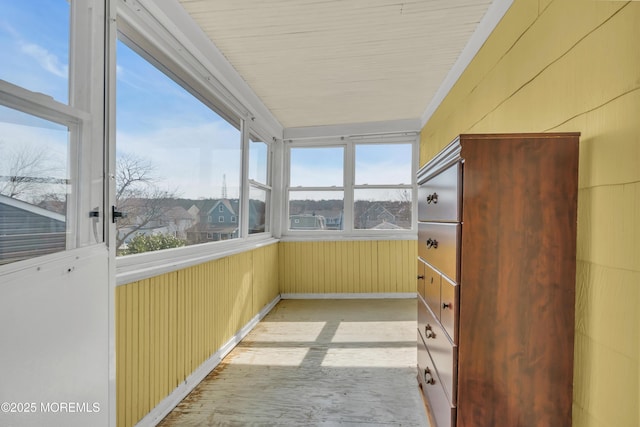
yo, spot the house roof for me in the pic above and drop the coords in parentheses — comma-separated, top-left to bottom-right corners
(162, 206, 194, 221)
(207, 199, 238, 216)
(0, 194, 65, 223)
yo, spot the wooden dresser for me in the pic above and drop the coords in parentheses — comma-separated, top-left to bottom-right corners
(416, 133, 579, 427)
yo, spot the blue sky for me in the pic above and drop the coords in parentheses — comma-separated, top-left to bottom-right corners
(0, 0, 69, 104)
(0, 1, 70, 203)
(1, 1, 412, 203)
(116, 40, 242, 199)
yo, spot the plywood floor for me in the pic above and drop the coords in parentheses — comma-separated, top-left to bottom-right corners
(158, 298, 430, 426)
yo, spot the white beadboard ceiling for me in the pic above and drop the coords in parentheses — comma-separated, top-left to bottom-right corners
(177, 0, 502, 130)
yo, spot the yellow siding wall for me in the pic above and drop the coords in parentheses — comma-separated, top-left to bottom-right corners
(420, 1, 639, 426)
(115, 244, 279, 427)
(279, 240, 417, 294)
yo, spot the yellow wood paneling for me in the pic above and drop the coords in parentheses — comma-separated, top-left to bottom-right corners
(116, 245, 279, 427)
(574, 330, 639, 427)
(575, 261, 639, 360)
(253, 244, 279, 313)
(278, 240, 417, 294)
(420, 1, 639, 426)
(578, 183, 640, 272)
(570, 90, 640, 189)
(420, 0, 629, 164)
(420, 0, 539, 164)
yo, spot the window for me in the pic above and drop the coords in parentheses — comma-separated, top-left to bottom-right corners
(247, 136, 271, 234)
(0, 0, 70, 104)
(115, 39, 242, 255)
(354, 143, 413, 230)
(0, 0, 103, 265)
(288, 146, 344, 231)
(286, 137, 415, 235)
(0, 107, 70, 264)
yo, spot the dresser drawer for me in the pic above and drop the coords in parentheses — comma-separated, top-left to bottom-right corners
(440, 275, 458, 343)
(417, 260, 426, 300)
(418, 222, 459, 282)
(418, 163, 460, 222)
(418, 332, 456, 427)
(418, 300, 457, 405)
(423, 261, 441, 320)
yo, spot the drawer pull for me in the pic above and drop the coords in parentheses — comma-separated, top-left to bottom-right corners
(426, 238, 439, 249)
(426, 192, 439, 204)
(424, 367, 436, 385)
(425, 324, 436, 339)
(417, 275, 425, 280)
(442, 302, 452, 310)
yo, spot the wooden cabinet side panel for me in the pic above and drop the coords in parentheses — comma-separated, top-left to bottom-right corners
(456, 135, 578, 427)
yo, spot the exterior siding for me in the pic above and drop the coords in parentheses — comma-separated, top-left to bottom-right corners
(115, 244, 279, 427)
(278, 240, 417, 295)
(0, 200, 66, 264)
(420, 1, 640, 426)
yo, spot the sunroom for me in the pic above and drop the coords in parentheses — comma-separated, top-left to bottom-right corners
(0, 0, 638, 426)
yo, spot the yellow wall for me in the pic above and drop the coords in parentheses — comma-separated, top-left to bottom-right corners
(420, 1, 639, 426)
(278, 240, 417, 294)
(115, 239, 415, 426)
(115, 244, 279, 427)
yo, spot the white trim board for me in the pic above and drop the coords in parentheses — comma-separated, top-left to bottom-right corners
(283, 119, 421, 141)
(134, 294, 281, 427)
(280, 293, 417, 300)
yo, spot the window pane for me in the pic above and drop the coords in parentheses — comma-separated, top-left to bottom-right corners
(290, 147, 343, 187)
(355, 143, 412, 185)
(0, 105, 70, 265)
(289, 191, 343, 230)
(249, 186, 268, 234)
(0, 0, 70, 104)
(249, 137, 268, 185)
(354, 189, 412, 230)
(116, 40, 241, 255)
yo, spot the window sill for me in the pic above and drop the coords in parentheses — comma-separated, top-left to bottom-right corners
(115, 235, 278, 286)
(280, 230, 417, 242)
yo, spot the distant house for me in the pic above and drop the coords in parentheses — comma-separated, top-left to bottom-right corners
(208, 199, 238, 226)
(313, 210, 343, 230)
(359, 204, 396, 229)
(0, 194, 66, 265)
(205, 199, 239, 240)
(161, 206, 195, 239)
(288, 200, 343, 230)
(370, 221, 403, 230)
(186, 199, 239, 243)
(289, 213, 327, 230)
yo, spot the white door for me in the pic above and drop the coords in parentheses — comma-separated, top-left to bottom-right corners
(0, 1, 113, 426)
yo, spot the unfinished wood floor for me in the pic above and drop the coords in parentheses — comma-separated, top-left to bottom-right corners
(158, 298, 429, 426)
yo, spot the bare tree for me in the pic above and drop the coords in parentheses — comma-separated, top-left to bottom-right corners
(115, 153, 181, 251)
(0, 142, 64, 203)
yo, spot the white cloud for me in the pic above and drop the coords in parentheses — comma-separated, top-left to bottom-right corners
(20, 41, 68, 78)
(116, 121, 243, 199)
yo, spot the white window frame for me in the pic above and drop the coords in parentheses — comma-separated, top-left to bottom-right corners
(283, 133, 418, 240)
(244, 132, 273, 237)
(0, 0, 107, 269)
(114, 0, 279, 285)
